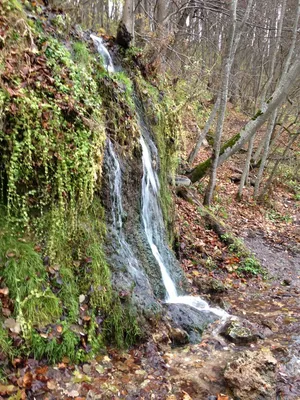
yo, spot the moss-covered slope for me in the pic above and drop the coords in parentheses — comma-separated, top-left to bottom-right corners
(0, 0, 141, 364)
(0, 0, 182, 366)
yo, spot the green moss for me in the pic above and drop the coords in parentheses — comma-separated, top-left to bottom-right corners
(0, 3, 142, 362)
(30, 324, 81, 364)
(1, 0, 23, 13)
(189, 133, 241, 183)
(1, 35, 106, 231)
(21, 289, 61, 328)
(73, 41, 91, 66)
(0, 323, 15, 359)
(0, 233, 48, 302)
(251, 109, 263, 120)
(188, 158, 212, 183)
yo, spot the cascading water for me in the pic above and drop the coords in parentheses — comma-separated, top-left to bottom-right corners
(140, 128, 228, 319)
(94, 37, 227, 322)
(140, 136, 178, 300)
(90, 34, 115, 73)
(105, 139, 143, 279)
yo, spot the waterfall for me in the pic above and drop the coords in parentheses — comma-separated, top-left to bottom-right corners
(105, 139, 142, 279)
(140, 129, 228, 319)
(94, 37, 228, 320)
(140, 136, 178, 300)
(90, 34, 115, 73)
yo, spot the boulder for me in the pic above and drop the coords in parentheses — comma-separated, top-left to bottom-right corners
(224, 349, 277, 400)
(174, 175, 191, 187)
(220, 319, 263, 345)
(168, 326, 189, 345)
(166, 303, 219, 344)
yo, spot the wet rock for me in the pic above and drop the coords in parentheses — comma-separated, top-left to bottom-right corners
(220, 319, 262, 345)
(166, 303, 219, 344)
(174, 175, 191, 187)
(168, 327, 189, 345)
(194, 277, 227, 295)
(224, 349, 277, 400)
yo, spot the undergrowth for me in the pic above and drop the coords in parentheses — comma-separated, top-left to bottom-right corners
(223, 234, 265, 276)
(0, 0, 141, 363)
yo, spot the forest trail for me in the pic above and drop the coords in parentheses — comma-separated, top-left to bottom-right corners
(165, 234, 300, 399)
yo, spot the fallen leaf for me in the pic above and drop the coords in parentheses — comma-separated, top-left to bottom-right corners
(0, 383, 17, 395)
(56, 325, 63, 333)
(4, 318, 21, 334)
(47, 380, 57, 390)
(73, 370, 92, 384)
(217, 394, 229, 400)
(23, 372, 33, 389)
(79, 295, 85, 303)
(0, 287, 9, 296)
(66, 390, 80, 398)
(95, 364, 105, 374)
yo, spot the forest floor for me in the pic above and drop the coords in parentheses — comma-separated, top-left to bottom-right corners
(1, 110, 299, 399)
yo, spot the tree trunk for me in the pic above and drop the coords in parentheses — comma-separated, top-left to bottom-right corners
(187, 54, 300, 183)
(260, 133, 299, 199)
(187, 97, 220, 165)
(237, 135, 255, 200)
(204, 0, 237, 205)
(253, 110, 278, 198)
(122, 0, 134, 37)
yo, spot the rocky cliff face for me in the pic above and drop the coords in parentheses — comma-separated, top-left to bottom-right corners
(0, 0, 222, 364)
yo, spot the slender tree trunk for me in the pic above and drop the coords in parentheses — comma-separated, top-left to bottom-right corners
(237, 135, 255, 200)
(260, 133, 299, 199)
(187, 98, 220, 165)
(254, 110, 278, 198)
(253, 0, 300, 197)
(122, 0, 134, 37)
(204, 0, 238, 205)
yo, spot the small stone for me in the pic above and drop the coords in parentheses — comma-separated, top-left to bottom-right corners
(282, 278, 291, 286)
(168, 327, 189, 345)
(79, 295, 85, 303)
(193, 277, 227, 294)
(4, 318, 21, 334)
(82, 364, 91, 375)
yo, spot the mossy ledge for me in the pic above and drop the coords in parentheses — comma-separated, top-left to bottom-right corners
(0, 0, 141, 365)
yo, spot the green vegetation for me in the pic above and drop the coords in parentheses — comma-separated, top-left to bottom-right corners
(266, 209, 292, 223)
(222, 234, 265, 276)
(73, 41, 91, 66)
(238, 256, 263, 276)
(0, 1, 142, 364)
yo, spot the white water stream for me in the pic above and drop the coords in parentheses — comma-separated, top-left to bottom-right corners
(140, 134, 228, 319)
(90, 34, 115, 73)
(106, 139, 142, 279)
